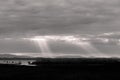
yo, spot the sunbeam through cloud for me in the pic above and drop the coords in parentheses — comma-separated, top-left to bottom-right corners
(29, 36, 53, 58)
(0, 32, 120, 58)
(22, 35, 110, 58)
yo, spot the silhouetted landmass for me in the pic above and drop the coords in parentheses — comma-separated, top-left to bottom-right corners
(34, 58, 120, 64)
(0, 58, 120, 80)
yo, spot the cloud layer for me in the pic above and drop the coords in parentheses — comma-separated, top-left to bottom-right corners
(0, 0, 119, 37)
(0, 0, 120, 57)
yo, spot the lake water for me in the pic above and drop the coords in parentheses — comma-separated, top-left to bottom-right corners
(0, 60, 36, 66)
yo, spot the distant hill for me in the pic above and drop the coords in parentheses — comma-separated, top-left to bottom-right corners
(0, 54, 30, 58)
(54, 54, 83, 58)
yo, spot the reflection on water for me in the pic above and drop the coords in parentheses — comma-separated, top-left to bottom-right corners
(0, 60, 36, 66)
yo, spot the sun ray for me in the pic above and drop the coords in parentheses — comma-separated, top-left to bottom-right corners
(76, 41, 108, 57)
(22, 35, 109, 58)
(29, 36, 53, 58)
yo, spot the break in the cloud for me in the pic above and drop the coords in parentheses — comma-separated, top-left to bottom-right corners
(0, 0, 119, 37)
(0, 32, 120, 58)
(0, 34, 120, 58)
(0, 0, 120, 58)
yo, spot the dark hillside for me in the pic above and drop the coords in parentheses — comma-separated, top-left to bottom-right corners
(0, 58, 120, 80)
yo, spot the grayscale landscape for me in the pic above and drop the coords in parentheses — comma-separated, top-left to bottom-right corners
(0, 0, 120, 80)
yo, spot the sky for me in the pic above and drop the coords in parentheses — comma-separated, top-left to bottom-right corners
(0, 0, 120, 57)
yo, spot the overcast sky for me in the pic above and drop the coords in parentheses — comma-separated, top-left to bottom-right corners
(0, 0, 120, 36)
(0, 0, 120, 57)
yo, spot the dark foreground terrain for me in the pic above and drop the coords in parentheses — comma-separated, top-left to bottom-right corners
(0, 58, 120, 80)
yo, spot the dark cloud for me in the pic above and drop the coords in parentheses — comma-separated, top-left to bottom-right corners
(0, 0, 119, 36)
(0, 0, 120, 57)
